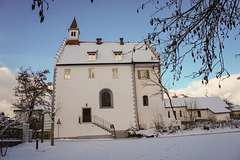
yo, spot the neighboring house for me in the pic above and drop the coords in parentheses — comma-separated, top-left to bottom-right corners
(227, 104, 240, 119)
(53, 18, 164, 138)
(164, 97, 231, 124)
(14, 105, 52, 131)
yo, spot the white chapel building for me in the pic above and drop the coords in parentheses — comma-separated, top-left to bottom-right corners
(53, 18, 164, 138)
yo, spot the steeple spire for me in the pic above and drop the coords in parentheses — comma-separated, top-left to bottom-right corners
(67, 17, 80, 45)
(69, 17, 78, 30)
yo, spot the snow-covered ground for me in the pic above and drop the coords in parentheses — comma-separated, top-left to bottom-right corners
(3, 130, 240, 160)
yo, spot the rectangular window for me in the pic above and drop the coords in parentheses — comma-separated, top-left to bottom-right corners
(168, 111, 170, 118)
(87, 51, 98, 61)
(115, 54, 122, 61)
(89, 68, 95, 78)
(88, 54, 96, 61)
(112, 68, 118, 79)
(197, 111, 201, 117)
(138, 70, 150, 79)
(173, 111, 176, 118)
(180, 111, 182, 117)
(64, 69, 71, 80)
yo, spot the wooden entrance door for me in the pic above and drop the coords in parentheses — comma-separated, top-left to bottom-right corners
(82, 108, 91, 122)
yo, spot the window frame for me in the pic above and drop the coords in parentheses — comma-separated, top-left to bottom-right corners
(168, 111, 171, 118)
(113, 50, 123, 61)
(87, 50, 98, 61)
(112, 68, 119, 79)
(143, 95, 149, 106)
(99, 89, 114, 108)
(88, 68, 95, 79)
(88, 54, 96, 61)
(114, 53, 122, 61)
(138, 70, 150, 80)
(64, 69, 71, 80)
(197, 110, 201, 117)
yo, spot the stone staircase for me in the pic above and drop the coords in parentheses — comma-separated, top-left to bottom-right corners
(78, 115, 116, 139)
(92, 115, 116, 139)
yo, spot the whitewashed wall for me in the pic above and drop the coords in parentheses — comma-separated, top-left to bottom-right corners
(54, 65, 137, 138)
(135, 66, 164, 129)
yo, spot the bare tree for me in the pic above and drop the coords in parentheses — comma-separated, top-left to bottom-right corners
(138, 0, 240, 86)
(12, 67, 52, 123)
(31, 0, 54, 23)
(141, 40, 178, 120)
(184, 98, 198, 124)
(151, 110, 165, 130)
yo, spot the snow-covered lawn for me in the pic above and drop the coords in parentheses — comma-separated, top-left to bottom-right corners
(3, 131, 240, 160)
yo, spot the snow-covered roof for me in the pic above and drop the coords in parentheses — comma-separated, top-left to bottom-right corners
(230, 105, 240, 111)
(55, 41, 159, 65)
(14, 105, 51, 113)
(164, 97, 230, 113)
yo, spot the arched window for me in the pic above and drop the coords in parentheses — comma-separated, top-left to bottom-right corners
(143, 95, 149, 106)
(99, 89, 113, 108)
(71, 31, 73, 36)
(73, 31, 76, 36)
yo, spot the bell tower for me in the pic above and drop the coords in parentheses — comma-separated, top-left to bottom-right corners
(67, 17, 80, 45)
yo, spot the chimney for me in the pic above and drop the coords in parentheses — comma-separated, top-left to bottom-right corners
(172, 94, 178, 98)
(96, 38, 102, 45)
(120, 38, 124, 45)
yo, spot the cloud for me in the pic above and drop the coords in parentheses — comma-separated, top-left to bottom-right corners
(169, 73, 240, 105)
(0, 67, 17, 117)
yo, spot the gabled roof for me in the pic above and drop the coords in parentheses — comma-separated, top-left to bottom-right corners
(164, 97, 230, 113)
(56, 41, 159, 65)
(69, 17, 78, 29)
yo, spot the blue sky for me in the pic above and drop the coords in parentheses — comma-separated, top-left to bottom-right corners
(0, 0, 240, 116)
(0, 0, 239, 89)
